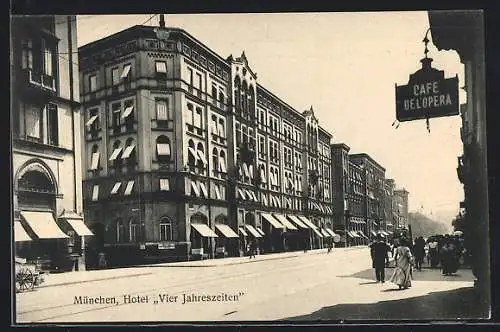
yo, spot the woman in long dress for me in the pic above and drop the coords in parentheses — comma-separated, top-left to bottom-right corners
(389, 238, 413, 289)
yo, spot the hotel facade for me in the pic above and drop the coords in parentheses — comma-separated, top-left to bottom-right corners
(331, 145, 407, 246)
(11, 15, 92, 272)
(78, 23, 336, 266)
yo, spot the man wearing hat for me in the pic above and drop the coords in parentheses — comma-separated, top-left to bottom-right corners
(369, 233, 391, 283)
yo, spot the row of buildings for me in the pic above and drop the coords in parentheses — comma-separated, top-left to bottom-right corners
(11, 15, 409, 271)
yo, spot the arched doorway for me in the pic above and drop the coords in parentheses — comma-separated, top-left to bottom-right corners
(15, 160, 67, 270)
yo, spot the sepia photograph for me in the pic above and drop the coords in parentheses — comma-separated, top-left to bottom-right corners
(10, 10, 491, 324)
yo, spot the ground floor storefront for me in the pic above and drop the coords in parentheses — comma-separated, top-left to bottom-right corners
(13, 158, 92, 273)
(82, 198, 341, 268)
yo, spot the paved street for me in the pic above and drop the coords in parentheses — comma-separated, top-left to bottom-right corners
(15, 247, 487, 323)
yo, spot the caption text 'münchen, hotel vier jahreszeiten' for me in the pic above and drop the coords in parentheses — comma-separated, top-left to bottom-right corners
(74, 291, 246, 306)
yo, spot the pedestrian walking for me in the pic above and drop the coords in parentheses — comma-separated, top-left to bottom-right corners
(413, 236, 426, 271)
(389, 237, 413, 289)
(440, 236, 459, 275)
(369, 234, 390, 283)
(248, 239, 257, 259)
(327, 237, 334, 253)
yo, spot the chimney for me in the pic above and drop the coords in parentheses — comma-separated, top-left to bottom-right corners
(159, 14, 165, 28)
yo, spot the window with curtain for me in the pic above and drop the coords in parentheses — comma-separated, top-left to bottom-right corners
(156, 99, 170, 122)
(25, 104, 42, 141)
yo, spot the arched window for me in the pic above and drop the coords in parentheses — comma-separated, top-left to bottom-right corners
(248, 86, 255, 116)
(159, 216, 173, 241)
(218, 118, 225, 138)
(218, 91, 225, 105)
(18, 168, 56, 194)
(188, 139, 196, 169)
(191, 212, 208, 225)
(219, 150, 226, 173)
(234, 76, 241, 111)
(116, 218, 126, 243)
(214, 214, 227, 225)
(235, 122, 241, 146)
(211, 114, 217, 136)
(156, 135, 171, 163)
(196, 142, 206, 173)
(112, 140, 122, 171)
(241, 80, 248, 115)
(212, 147, 219, 176)
(129, 218, 139, 242)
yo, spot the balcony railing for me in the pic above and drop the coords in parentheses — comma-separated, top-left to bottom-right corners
(26, 69, 56, 92)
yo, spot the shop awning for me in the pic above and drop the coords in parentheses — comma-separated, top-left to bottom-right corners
(312, 228, 324, 238)
(298, 216, 317, 229)
(20, 211, 69, 239)
(244, 224, 263, 238)
(325, 228, 337, 237)
(239, 227, 248, 237)
(358, 231, 369, 239)
(59, 212, 94, 236)
(321, 228, 331, 237)
(272, 214, 298, 230)
(215, 224, 239, 238)
(14, 221, 32, 242)
(351, 231, 361, 238)
(256, 227, 266, 236)
(191, 223, 218, 237)
(262, 213, 284, 229)
(287, 215, 309, 229)
(347, 231, 356, 238)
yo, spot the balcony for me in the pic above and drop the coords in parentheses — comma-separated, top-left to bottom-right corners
(22, 69, 57, 94)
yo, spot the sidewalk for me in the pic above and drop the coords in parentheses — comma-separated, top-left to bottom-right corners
(285, 267, 487, 321)
(37, 246, 367, 289)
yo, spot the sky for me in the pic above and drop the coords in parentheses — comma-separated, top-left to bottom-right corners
(76, 12, 465, 220)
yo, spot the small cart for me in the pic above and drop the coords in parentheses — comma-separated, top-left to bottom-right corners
(15, 257, 45, 293)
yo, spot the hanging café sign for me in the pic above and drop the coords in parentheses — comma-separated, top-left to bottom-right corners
(394, 29, 459, 131)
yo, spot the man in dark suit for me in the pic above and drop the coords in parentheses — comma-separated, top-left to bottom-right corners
(369, 234, 391, 283)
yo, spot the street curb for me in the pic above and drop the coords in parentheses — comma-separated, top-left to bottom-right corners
(141, 247, 357, 268)
(148, 251, 322, 268)
(37, 272, 153, 289)
(34, 247, 368, 288)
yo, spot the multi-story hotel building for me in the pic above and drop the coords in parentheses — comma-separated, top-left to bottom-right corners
(349, 154, 386, 240)
(11, 15, 92, 272)
(78, 21, 335, 266)
(331, 144, 400, 246)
